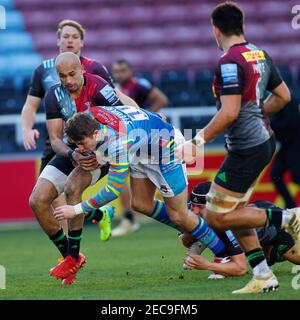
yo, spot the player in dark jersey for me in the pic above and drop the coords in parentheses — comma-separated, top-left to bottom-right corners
(21, 19, 118, 172)
(175, 2, 298, 293)
(29, 52, 123, 285)
(111, 59, 169, 237)
(182, 182, 300, 278)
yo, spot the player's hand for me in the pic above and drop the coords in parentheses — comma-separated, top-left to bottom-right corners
(184, 253, 209, 270)
(54, 205, 76, 221)
(23, 128, 40, 150)
(175, 140, 197, 164)
(178, 232, 195, 248)
(72, 150, 100, 170)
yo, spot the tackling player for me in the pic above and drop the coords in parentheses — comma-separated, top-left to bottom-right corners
(22, 19, 136, 237)
(51, 107, 230, 280)
(29, 52, 124, 285)
(175, 2, 298, 293)
(183, 182, 300, 277)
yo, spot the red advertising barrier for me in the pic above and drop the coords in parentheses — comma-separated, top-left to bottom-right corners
(0, 159, 37, 221)
(0, 150, 298, 222)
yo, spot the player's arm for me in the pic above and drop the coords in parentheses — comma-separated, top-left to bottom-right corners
(114, 88, 139, 108)
(262, 54, 291, 116)
(46, 118, 70, 157)
(185, 252, 247, 277)
(53, 135, 132, 219)
(262, 82, 291, 116)
(21, 95, 41, 150)
(21, 65, 44, 150)
(201, 94, 241, 143)
(148, 87, 169, 112)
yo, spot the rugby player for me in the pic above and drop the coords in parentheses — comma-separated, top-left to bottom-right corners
(183, 182, 300, 277)
(111, 59, 169, 237)
(51, 107, 229, 279)
(29, 52, 124, 285)
(175, 2, 298, 293)
(22, 19, 136, 236)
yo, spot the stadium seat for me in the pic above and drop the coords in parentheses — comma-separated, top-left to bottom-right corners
(0, 77, 15, 100)
(168, 90, 203, 107)
(160, 69, 189, 94)
(8, 53, 42, 76)
(0, 32, 33, 53)
(5, 11, 24, 30)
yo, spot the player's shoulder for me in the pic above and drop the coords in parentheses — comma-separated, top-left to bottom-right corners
(137, 77, 153, 89)
(85, 72, 108, 85)
(46, 83, 64, 101)
(41, 57, 56, 70)
(81, 55, 105, 70)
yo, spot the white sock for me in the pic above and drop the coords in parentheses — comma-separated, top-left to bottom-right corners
(281, 210, 293, 227)
(253, 259, 270, 277)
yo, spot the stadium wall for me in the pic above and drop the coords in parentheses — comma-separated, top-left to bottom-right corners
(0, 150, 298, 223)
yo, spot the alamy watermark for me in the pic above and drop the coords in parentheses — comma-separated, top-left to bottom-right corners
(0, 265, 6, 289)
(0, 5, 6, 29)
(292, 5, 300, 30)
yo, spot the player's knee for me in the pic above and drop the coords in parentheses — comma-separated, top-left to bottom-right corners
(29, 188, 52, 211)
(64, 181, 81, 200)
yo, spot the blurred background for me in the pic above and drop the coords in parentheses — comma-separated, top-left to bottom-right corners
(0, 0, 300, 224)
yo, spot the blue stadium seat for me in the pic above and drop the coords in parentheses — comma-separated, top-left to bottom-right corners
(5, 10, 24, 30)
(0, 0, 14, 10)
(168, 90, 203, 107)
(194, 69, 215, 106)
(0, 77, 15, 100)
(160, 69, 189, 94)
(0, 31, 33, 53)
(9, 52, 42, 75)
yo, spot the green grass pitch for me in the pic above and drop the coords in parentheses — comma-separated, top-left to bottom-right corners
(0, 221, 299, 300)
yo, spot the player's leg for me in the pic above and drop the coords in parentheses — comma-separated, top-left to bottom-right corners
(40, 146, 69, 233)
(163, 189, 227, 257)
(29, 169, 69, 259)
(130, 168, 182, 231)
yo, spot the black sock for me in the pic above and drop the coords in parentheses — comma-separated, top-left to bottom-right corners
(68, 229, 82, 260)
(49, 229, 69, 258)
(85, 209, 103, 223)
(215, 247, 228, 258)
(124, 209, 134, 223)
(266, 208, 282, 227)
(245, 248, 265, 269)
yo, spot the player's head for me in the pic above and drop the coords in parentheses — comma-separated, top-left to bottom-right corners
(211, 2, 244, 49)
(189, 181, 211, 217)
(55, 52, 84, 93)
(112, 59, 133, 85)
(65, 113, 100, 152)
(57, 19, 85, 55)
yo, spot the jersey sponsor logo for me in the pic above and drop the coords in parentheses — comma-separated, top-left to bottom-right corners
(100, 85, 118, 104)
(90, 106, 127, 134)
(242, 50, 266, 62)
(220, 64, 238, 84)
